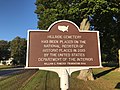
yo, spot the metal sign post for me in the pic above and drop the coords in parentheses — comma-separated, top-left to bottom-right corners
(60, 69, 69, 90)
(26, 20, 102, 90)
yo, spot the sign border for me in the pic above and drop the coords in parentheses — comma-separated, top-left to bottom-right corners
(25, 20, 102, 70)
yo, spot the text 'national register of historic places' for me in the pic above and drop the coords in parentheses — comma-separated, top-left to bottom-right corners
(26, 20, 101, 68)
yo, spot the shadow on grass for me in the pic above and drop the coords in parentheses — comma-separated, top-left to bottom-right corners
(94, 67, 116, 78)
(115, 82, 120, 89)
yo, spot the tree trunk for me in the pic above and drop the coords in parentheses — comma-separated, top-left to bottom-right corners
(80, 18, 90, 30)
(77, 18, 94, 81)
(77, 69, 94, 81)
(118, 49, 120, 71)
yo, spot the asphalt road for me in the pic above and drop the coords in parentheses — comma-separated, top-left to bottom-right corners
(0, 68, 24, 78)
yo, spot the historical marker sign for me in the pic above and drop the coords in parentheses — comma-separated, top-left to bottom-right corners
(26, 20, 102, 68)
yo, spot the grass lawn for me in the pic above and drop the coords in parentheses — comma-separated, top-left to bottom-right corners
(0, 65, 13, 70)
(0, 67, 120, 90)
(21, 70, 60, 90)
(68, 67, 120, 90)
(0, 70, 37, 90)
(21, 67, 120, 90)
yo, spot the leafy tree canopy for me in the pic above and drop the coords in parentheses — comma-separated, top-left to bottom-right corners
(0, 40, 10, 60)
(35, 0, 120, 29)
(35, 0, 120, 62)
(10, 36, 27, 65)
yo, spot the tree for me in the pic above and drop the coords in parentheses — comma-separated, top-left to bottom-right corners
(77, 18, 94, 80)
(35, 0, 83, 29)
(10, 36, 27, 65)
(93, 1, 120, 63)
(0, 40, 10, 61)
(35, 0, 120, 64)
(35, 0, 120, 80)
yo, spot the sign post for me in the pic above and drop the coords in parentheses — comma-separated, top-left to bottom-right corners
(60, 69, 69, 90)
(26, 20, 102, 90)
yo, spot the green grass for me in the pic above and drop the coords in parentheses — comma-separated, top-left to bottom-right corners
(0, 70, 37, 90)
(21, 70, 60, 90)
(0, 65, 13, 70)
(70, 67, 120, 90)
(21, 67, 120, 90)
(0, 67, 120, 90)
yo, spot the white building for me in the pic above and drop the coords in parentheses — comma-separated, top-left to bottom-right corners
(0, 61, 3, 65)
(0, 58, 13, 65)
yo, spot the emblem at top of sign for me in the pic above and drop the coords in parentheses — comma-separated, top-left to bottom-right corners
(58, 25, 69, 32)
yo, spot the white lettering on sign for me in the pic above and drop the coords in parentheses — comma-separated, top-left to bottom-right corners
(37, 34, 95, 66)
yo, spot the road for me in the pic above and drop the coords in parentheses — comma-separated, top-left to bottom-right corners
(0, 67, 24, 79)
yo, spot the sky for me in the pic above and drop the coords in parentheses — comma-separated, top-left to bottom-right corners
(0, 0, 38, 41)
